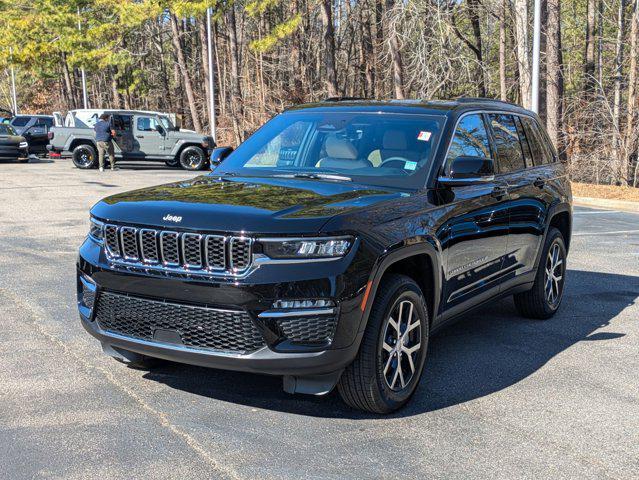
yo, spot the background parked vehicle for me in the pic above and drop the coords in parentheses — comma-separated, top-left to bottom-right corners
(9, 115, 54, 156)
(0, 124, 29, 162)
(47, 109, 214, 170)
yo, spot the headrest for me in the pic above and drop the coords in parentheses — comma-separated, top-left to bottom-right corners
(383, 130, 408, 150)
(324, 137, 358, 159)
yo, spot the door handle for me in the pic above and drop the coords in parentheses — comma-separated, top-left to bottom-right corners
(136, 135, 144, 139)
(491, 185, 508, 199)
(533, 177, 545, 188)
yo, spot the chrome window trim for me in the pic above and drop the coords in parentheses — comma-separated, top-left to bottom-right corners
(181, 232, 203, 268)
(120, 226, 139, 261)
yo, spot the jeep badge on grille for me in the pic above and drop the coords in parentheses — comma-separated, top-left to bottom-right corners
(162, 214, 182, 223)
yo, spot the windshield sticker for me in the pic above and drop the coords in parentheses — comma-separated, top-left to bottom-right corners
(417, 131, 431, 142)
(404, 161, 418, 171)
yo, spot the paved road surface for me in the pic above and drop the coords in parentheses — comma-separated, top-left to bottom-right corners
(1, 158, 637, 479)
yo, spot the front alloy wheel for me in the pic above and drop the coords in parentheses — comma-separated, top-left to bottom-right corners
(381, 300, 422, 391)
(338, 274, 429, 413)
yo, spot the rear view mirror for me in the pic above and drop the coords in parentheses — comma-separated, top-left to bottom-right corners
(210, 147, 233, 170)
(438, 156, 495, 187)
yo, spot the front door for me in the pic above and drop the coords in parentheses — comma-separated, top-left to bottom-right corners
(111, 114, 134, 157)
(438, 113, 510, 314)
(133, 115, 165, 158)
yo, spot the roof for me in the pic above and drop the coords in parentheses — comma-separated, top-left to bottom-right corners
(284, 97, 533, 117)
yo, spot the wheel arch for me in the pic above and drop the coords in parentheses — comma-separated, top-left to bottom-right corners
(547, 204, 572, 251)
(69, 138, 97, 152)
(360, 240, 442, 334)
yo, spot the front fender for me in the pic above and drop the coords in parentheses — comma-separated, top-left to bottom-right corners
(358, 238, 442, 335)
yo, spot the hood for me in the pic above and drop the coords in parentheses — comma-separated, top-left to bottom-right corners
(91, 175, 409, 234)
(0, 135, 25, 146)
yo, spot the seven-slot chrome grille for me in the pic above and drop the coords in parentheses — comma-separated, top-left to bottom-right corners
(104, 224, 252, 275)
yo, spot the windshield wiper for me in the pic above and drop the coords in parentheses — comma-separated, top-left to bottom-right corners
(275, 172, 352, 182)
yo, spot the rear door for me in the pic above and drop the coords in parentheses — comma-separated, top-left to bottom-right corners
(487, 113, 547, 285)
(25, 117, 54, 154)
(438, 113, 511, 313)
(111, 114, 134, 157)
(133, 114, 165, 158)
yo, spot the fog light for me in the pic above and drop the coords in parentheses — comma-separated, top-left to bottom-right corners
(272, 299, 335, 309)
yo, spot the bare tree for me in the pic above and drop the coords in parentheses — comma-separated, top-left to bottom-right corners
(320, 0, 338, 97)
(546, 0, 564, 154)
(513, 0, 531, 108)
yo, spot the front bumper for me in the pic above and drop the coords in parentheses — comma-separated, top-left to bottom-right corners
(77, 236, 372, 378)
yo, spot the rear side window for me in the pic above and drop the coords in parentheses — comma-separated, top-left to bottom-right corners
(488, 114, 526, 172)
(445, 114, 491, 174)
(11, 116, 31, 127)
(521, 117, 551, 165)
(35, 117, 54, 128)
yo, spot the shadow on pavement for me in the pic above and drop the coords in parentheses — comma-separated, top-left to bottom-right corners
(142, 269, 637, 418)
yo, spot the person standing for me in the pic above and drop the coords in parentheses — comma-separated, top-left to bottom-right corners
(94, 113, 116, 171)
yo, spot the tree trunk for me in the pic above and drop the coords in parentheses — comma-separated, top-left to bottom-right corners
(625, 0, 639, 185)
(597, 0, 604, 88)
(546, 0, 564, 156)
(227, 5, 244, 142)
(612, 0, 627, 184)
(111, 67, 121, 109)
(375, 0, 384, 96)
(320, 0, 338, 97)
(468, 0, 486, 96)
(170, 13, 202, 132)
(514, 0, 531, 108)
(61, 52, 77, 109)
(584, 0, 596, 94)
(386, 0, 405, 98)
(499, 0, 508, 101)
(198, 16, 211, 131)
(360, 3, 375, 97)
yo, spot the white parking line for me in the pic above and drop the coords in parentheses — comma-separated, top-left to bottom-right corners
(573, 229, 639, 236)
(573, 210, 626, 215)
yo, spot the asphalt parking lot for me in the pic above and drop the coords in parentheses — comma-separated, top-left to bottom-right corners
(1, 158, 638, 479)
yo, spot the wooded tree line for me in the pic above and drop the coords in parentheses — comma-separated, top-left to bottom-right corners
(0, 0, 638, 185)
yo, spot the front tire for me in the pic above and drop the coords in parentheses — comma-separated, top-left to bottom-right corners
(338, 274, 429, 414)
(72, 144, 97, 169)
(178, 146, 206, 170)
(514, 227, 567, 319)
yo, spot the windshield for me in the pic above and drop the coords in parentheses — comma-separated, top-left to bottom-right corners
(217, 111, 444, 189)
(0, 124, 17, 135)
(159, 115, 175, 130)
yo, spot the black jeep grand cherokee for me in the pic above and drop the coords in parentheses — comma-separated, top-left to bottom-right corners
(78, 98, 571, 413)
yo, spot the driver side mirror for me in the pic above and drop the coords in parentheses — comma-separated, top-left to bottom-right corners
(438, 156, 495, 187)
(210, 146, 233, 170)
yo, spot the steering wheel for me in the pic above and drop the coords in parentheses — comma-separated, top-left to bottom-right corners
(378, 156, 411, 170)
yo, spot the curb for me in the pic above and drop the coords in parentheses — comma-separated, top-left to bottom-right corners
(573, 196, 639, 213)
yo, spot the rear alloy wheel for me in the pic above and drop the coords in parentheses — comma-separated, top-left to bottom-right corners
(179, 146, 206, 170)
(72, 144, 97, 169)
(514, 227, 567, 319)
(338, 274, 429, 413)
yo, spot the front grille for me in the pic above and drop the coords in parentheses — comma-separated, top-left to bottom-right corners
(104, 224, 252, 275)
(94, 292, 265, 354)
(278, 316, 337, 344)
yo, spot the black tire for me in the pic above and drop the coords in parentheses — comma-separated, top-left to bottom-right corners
(72, 144, 98, 169)
(178, 145, 206, 170)
(338, 274, 430, 414)
(514, 227, 567, 319)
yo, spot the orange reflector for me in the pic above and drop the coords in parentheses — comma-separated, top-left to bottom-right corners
(360, 281, 372, 312)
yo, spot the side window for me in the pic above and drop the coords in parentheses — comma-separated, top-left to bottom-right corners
(521, 117, 547, 165)
(11, 116, 31, 127)
(488, 114, 526, 172)
(35, 118, 54, 128)
(112, 115, 132, 131)
(514, 116, 534, 168)
(136, 116, 156, 132)
(445, 114, 491, 173)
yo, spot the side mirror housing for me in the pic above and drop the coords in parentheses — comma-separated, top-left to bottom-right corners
(155, 125, 166, 135)
(210, 146, 233, 170)
(438, 156, 495, 187)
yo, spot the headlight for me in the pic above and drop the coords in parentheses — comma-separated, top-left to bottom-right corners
(19, 141, 28, 149)
(260, 236, 353, 259)
(89, 217, 104, 243)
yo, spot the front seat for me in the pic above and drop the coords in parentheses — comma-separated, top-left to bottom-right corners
(380, 130, 419, 162)
(317, 137, 373, 170)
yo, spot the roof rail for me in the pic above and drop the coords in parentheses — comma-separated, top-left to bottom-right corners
(321, 97, 369, 102)
(455, 96, 523, 108)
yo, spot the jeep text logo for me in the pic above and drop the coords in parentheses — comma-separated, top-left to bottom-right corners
(162, 214, 183, 223)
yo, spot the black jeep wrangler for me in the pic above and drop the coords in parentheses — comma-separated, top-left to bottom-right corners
(78, 98, 572, 413)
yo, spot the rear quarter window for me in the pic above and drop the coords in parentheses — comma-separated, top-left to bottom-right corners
(11, 116, 31, 127)
(488, 114, 526, 173)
